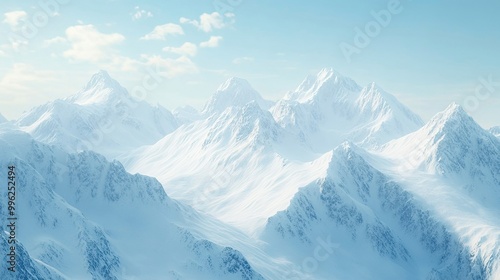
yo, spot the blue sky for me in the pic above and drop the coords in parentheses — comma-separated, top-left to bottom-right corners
(1, 0, 499, 127)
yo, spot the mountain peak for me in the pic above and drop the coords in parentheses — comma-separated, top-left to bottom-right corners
(382, 102, 498, 175)
(67, 70, 128, 105)
(285, 67, 360, 103)
(427, 103, 473, 134)
(218, 76, 252, 91)
(82, 70, 121, 91)
(202, 77, 273, 116)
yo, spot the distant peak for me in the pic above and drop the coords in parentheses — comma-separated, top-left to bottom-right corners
(285, 67, 359, 102)
(422, 102, 479, 139)
(203, 77, 272, 115)
(438, 103, 469, 122)
(318, 67, 339, 76)
(218, 77, 252, 91)
(83, 70, 120, 91)
(67, 70, 128, 105)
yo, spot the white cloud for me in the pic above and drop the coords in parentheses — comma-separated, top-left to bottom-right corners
(43, 36, 67, 47)
(63, 24, 125, 63)
(142, 55, 198, 78)
(0, 63, 56, 105)
(3, 11, 27, 28)
(141, 23, 184, 40)
(200, 36, 223, 48)
(163, 42, 197, 57)
(132, 6, 153, 20)
(180, 12, 231, 32)
(232, 57, 255, 64)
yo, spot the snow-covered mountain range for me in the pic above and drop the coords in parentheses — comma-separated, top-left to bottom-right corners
(16, 70, 179, 159)
(1, 68, 499, 279)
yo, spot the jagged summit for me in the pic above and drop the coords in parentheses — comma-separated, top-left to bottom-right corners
(383, 103, 500, 178)
(421, 103, 477, 139)
(67, 70, 128, 105)
(272, 68, 423, 150)
(83, 70, 116, 90)
(202, 77, 273, 116)
(217, 76, 253, 92)
(16, 70, 179, 157)
(285, 68, 361, 103)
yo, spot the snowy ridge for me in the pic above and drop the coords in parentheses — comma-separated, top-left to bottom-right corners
(263, 142, 486, 279)
(202, 77, 274, 116)
(65, 70, 128, 106)
(0, 128, 266, 280)
(271, 68, 424, 151)
(173, 105, 202, 125)
(381, 103, 500, 201)
(16, 70, 178, 159)
(121, 101, 326, 234)
(0, 113, 7, 123)
(3, 68, 500, 279)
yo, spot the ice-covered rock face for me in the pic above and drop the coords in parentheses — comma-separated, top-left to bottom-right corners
(0, 128, 265, 280)
(383, 104, 500, 192)
(202, 77, 274, 116)
(15, 70, 179, 159)
(203, 101, 281, 148)
(271, 68, 424, 151)
(66, 70, 128, 106)
(262, 143, 487, 280)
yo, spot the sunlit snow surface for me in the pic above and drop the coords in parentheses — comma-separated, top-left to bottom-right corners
(1, 69, 499, 279)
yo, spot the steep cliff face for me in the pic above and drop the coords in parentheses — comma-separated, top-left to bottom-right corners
(0, 128, 264, 280)
(263, 143, 486, 280)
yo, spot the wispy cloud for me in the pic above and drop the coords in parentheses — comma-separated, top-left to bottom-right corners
(132, 6, 153, 20)
(3, 10, 27, 28)
(180, 12, 232, 32)
(43, 36, 67, 47)
(200, 36, 223, 48)
(232, 57, 254, 64)
(141, 23, 184, 40)
(63, 24, 125, 63)
(163, 42, 197, 57)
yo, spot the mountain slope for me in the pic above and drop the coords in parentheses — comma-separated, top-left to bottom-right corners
(0, 113, 7, 123)
(16, 70, 178, 159)
(202, 77, 274, 116)
(174, 105, 202, 125)
(271, 68, 424, 151)
(381, 103, 500, 205)
(121, 101, 326, 234)
(262, 143, 488, 280)
(0, 127, 267, 280)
